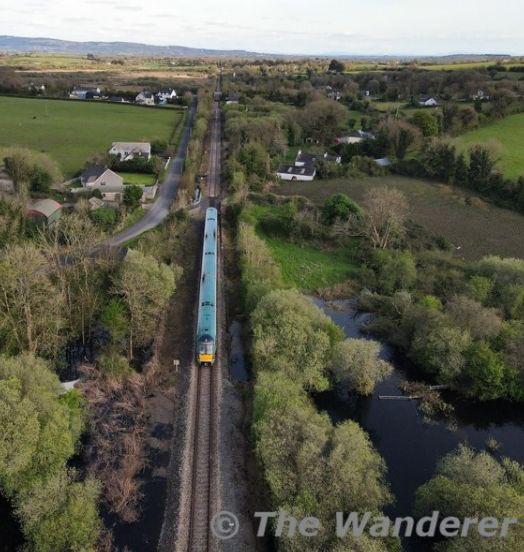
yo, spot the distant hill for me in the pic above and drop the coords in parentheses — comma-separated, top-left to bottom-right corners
(0, 36, 513, 61)
(0, 35, 263, 57)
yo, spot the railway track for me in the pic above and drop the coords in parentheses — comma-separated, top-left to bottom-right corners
(186, 79, 222, 552)
(187, 365, 215, 551)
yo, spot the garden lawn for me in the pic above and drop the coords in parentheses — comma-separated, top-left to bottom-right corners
(119, 172, 157, 186)
(0, 96, 183, 178)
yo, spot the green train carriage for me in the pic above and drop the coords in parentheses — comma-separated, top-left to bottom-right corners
(196, 207, 218, 365)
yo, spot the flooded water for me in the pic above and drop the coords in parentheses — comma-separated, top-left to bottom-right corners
(312, 298, 524, 552)
(0, 494, 23, 551)
(229, 320, 250, 382)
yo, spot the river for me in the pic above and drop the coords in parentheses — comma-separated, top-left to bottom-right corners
(312, 298, 524, 552)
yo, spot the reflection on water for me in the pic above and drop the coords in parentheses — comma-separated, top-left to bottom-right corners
(230, 320, 250, 382)
(312, 298, 524, 552)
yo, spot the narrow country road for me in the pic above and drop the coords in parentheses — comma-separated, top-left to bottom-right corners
(107, 96, 197, 246)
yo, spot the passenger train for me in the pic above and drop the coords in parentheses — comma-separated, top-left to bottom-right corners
(196, 207, 218, 365)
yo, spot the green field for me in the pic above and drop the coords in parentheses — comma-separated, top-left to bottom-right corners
(265, 238, 356, 289)
(241, 203, 357, 289)
(278, 176, 524, 260)
(118, 172, 157, 186)
(453, 113, 524, 179)
(0, 96, 183, 178)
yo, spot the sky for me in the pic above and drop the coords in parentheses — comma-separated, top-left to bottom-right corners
(1, 0, 523, 56)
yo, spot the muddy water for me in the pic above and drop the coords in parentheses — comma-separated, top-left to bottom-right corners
(312, 298, 524, 552)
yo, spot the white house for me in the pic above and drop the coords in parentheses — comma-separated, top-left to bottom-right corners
(157, 88, 177, 101)
(418, 96, 439, 107)
(276, 164, 316, 182)
(109, 142, 152, 161)
(135, 91, 155, 105)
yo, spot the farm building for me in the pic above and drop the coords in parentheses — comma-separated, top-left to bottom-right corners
(276, 164, 316, 181)
(27, 199, 62, 226)
(109, 142, 152, 161)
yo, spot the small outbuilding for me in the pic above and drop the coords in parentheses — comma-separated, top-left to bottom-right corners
(27, 199, 62, 226)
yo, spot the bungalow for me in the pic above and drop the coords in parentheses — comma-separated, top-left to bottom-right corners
(135, 91, 155, 105)
(418, 96, 439, 107)
(80, 165, 124, 189)
(157, 88, 177, 101)
(27, 199, 62, 226)
(335, 130, 375, 145)
(109, 142, 151, 161)
(70, 87, 101, 100)
(276, 164, 316, 182)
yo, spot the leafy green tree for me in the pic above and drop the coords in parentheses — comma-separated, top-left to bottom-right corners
(123, 184, 143, 210)
(17, 471, 100, 552)
(446, 295, 502, 340)
(374, 249, 417, 294)
(328, 59, 345, 73)
(116, 250, 177, 356)
(321, 193, 360, 225)
(415, 446, 524, 551)
(251, 290, 343, 391)
(421, 139, 457, 182)
(462, 342, 507, 400)
(378, 119, 421, 160)
(100, 298, 129, 349)
(237, 222, 283, 312)
(239, 143, 270, 178)
(468, 145, 495, 192)
(465, 275, 493, 303)
(300, 99, 349, 144)
(408, 310, 471, 383)
(89, 207, 118, 229)
(0, 354, 98, 550)
(331, 339, 393, 395)
(411, 111, 439, 137)
(0, 377, 39, 485)
(454, 153, 469, 186)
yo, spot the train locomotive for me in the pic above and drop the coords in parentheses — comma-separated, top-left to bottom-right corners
(196, 207, 218, 365)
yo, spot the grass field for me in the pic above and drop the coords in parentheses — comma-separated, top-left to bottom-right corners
(0, 96, 183, 178)
(278, 175, 524, 260)
(242, 203, 357, 289)
(265, 238, 356, 289)
(118, 172, 157, 186)
(453, 113, 524, 179)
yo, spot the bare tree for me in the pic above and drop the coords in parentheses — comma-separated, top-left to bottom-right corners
(0, 244, 65, 356)
(363, 187, 408, 249)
